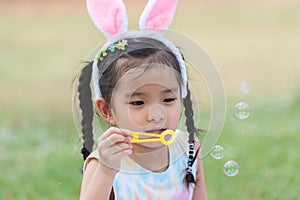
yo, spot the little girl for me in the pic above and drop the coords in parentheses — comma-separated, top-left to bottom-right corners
(74, 0, 208, 199)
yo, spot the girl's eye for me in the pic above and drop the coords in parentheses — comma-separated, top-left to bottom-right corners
(164, 98, 176, 103)
(129, 101, 144, 106)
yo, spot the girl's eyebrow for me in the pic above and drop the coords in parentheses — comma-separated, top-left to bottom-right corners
(125, 92, 145, 98)
(161, 87, 178, 94)
(125, 87, 179, 98)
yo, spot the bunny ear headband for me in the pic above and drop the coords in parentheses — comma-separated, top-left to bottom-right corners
(86, 0, 187, 99)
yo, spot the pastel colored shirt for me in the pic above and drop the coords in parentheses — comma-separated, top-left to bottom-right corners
(84, 130, 197, 200)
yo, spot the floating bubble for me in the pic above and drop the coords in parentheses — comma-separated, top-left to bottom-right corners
(234, 102, 250, 120)
(240, 82, 250, 95)
(210, 145, 224, 160)
(224, 160, 239, 177)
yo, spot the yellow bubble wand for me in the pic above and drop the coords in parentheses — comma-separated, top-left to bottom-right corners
(130, 130, 176, 146)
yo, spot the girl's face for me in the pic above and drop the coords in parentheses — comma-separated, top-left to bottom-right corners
(110, 65, 181, 149)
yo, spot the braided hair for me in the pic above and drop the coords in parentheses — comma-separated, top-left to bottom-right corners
(77, 61, 94, 160)
(183, 84, 199, 186)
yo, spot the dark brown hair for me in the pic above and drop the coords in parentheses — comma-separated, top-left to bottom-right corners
(99, 39, 183, 108)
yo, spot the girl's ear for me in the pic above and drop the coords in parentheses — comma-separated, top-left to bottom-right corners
(95, 98, 116, 125)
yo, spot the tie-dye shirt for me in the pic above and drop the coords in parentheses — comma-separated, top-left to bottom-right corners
(84, 130, 197, 200)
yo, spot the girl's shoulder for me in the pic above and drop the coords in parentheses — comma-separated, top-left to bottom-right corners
(174, 129, 200, 152)
(175, 129, 189, 141)
(83, 150, 100, 172)
(174, 129, 199, 147)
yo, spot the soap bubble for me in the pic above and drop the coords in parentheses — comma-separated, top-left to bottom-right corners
(210, 145, 224, 160)
(240, 82, 250, 95)
(234, 102, 250, 120)
(224, 160, 239, 177)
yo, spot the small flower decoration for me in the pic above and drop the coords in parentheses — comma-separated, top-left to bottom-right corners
(97, 54, 104, 61)
(116, 40, 128, 50)
(108, 44, 116, 52)
(97, 39, 128, 61)
(101, 49, 107, 56)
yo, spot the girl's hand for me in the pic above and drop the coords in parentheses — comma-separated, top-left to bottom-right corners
(97, 127, 133, 172)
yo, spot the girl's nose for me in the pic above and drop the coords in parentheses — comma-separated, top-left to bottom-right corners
(147, 104, 166, 123)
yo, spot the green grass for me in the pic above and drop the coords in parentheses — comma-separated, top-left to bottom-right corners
(204, 97, 300, 199)
(0, 108, 82, 199)
(1, 3, 300, 199)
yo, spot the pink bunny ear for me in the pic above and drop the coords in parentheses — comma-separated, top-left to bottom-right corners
(139, 0, 178, 32)
(86, 0, 128, 38)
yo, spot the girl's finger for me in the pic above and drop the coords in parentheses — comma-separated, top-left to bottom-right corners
(99, 133, 131, 150)
(108, 147, 133, 162)
(102, 127, 131, 139)
(102, 142, 133, 156)
(98, 142, 133, 170)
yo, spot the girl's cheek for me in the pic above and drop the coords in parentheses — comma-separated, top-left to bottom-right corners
(128, 109, 145, 127)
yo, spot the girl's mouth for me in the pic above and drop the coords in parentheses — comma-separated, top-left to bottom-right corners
(145, 128, 167, 134)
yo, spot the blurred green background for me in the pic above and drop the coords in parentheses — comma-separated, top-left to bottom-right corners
(1, 0, 299, 199)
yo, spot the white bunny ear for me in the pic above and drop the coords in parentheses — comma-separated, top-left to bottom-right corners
(139, 0, 178, 32)
(86, 0, 128, 38)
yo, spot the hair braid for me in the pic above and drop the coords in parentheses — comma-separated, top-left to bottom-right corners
(78, 61, 95, 160)
(183, 83, 198, 186)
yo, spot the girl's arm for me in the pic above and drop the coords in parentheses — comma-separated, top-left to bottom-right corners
(80, 127, 132, 200)
(80, 159, 116, 200)
(192, 138, 208, 200)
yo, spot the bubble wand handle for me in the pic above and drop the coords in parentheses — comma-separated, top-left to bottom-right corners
(130, 130, 176, 146)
